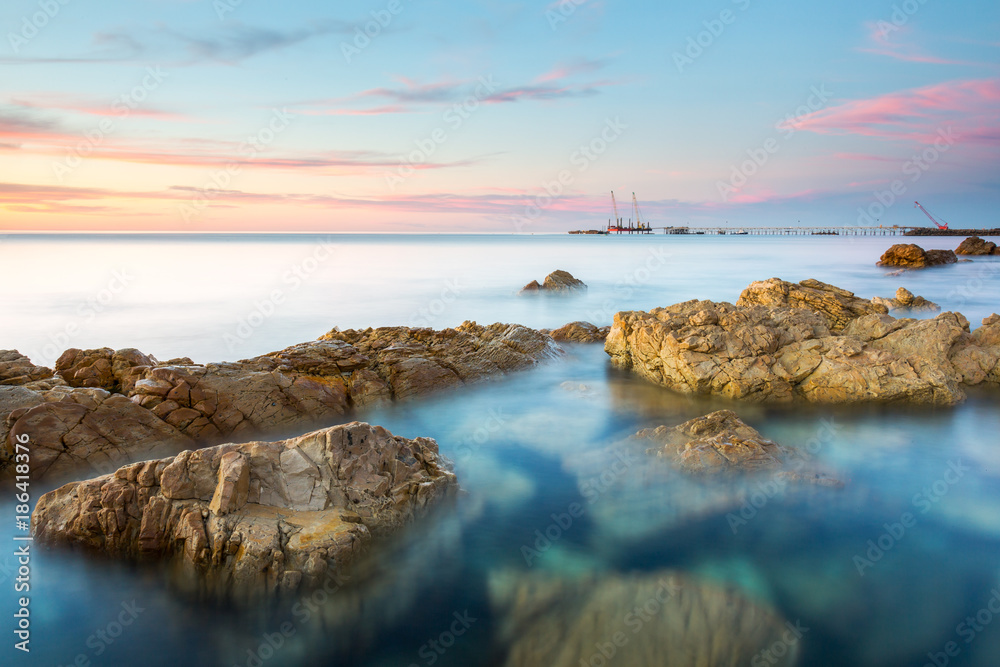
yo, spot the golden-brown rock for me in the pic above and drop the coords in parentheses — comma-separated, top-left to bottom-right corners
(32, 421, 457, 602)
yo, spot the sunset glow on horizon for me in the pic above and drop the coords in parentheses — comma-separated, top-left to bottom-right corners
(2, 0, 998, 232)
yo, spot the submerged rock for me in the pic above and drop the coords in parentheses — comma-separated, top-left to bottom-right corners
(878, 244, 957, 268)
(549, 321, 610, 343)
(490, 571, 800, 667)
(2, 322, 559, 481)
(605, 280, 1000, 405)
(872, 287, 940, 314)
(520, 270, 587, 294)
(32, 421, 457, 602)
(955, 236, 999, 256)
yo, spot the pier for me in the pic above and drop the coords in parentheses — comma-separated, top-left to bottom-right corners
(654, 226, 1000, 236)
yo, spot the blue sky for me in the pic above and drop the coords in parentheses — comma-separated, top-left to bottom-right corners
(1, 0, 998, 231)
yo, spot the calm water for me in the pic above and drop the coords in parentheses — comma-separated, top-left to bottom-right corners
(2, 233, 1000, 666)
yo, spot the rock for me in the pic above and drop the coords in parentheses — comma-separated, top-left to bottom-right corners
(2, 323, 559, 481)
(635, 410, 785, 474)
(872, 287, 940, 314)
(878, 244, 957, 268)
(319, 321, 561, 401)
(605, 282, 1000, 405)
(490, 571, 800, 667)
(4, 386, 194, 480)
(32, 421, 458, 602)
(0, 350, 54, 386)
(543, 269, 587, 291)
(55, 347, 158, 393)
(955, 236, 999, 255)
(520, 270, 586, 294)
(549, 321, 610, 343)
(737, 278, 887, 332)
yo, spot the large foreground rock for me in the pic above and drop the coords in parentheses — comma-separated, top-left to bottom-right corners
(490, 571, 800, 667)
(955, 236, 999, 255)
(605, 282, 1000, 404)
(2, 323, 558, 480)
(32, 422, 457, 602)
(878, 244, 957, 268)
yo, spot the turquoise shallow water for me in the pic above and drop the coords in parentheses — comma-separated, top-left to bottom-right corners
(1, 233, 999, 666)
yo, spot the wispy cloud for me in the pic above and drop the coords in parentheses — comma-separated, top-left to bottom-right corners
(857, 22, 991, 66)
(783, 77, 1000, 144)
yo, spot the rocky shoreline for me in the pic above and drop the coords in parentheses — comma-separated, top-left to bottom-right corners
(12, 271, 999, 611)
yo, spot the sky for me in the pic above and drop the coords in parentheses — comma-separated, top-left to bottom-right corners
(0, 0, 998, 232)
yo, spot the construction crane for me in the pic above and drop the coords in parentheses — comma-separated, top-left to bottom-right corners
(610, 190, 620, 226)
(632, 192, 644, 230)
(914, 201, 949, 230)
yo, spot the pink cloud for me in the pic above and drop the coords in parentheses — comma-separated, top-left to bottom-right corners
(857, 22, 985, 66)
(784, 78, 1000, 144)
(10, 95, 187, 121)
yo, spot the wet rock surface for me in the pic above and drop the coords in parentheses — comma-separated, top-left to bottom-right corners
(490, 570, 800, 667)
(548, 321, 611, 343)
(872, 287, 940, 314)
(955, 236, 999, 256)
(32, 421, 457, 602)
(878, 244, 958, 268)
(605, 281, 1000, 405)
(520, 269, 587, 294)
(1, 323, 559, 481)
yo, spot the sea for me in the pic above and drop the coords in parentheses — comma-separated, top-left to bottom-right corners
(1, 232, 999, 667)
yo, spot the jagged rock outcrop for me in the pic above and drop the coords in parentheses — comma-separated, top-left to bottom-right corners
(605, 282, 1000, 405)
(2, 323, 559, 481)
(548, 321, 610, 343)
(955, 236, 999, 255)
(490, 571, 800, 667)
(0, 350, 56, 387)
(520, 270, 586, 294)
(872, 287, 940, 314)
(736, 278, 887, 332)
(32, 422, 457, 602)
(878, 244, 957, 268)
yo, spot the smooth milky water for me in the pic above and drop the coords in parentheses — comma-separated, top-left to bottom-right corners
(1, 233, 1000, 666)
